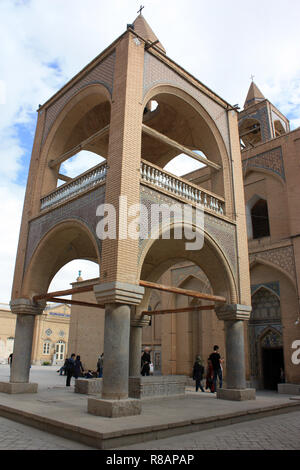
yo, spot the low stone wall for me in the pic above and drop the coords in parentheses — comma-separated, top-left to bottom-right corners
(74, 378, 102, 395)
(278, 383, 300, 395)
(129, 375, 187, 400)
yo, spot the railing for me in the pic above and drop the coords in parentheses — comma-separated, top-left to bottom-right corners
(40, 162, 107, 211)
(140, 160, 225, 215)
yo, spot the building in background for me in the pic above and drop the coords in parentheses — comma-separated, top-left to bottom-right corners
(0, 303, 70, 365)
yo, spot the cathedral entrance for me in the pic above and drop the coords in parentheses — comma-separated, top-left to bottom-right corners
(262, 347, 284, 390)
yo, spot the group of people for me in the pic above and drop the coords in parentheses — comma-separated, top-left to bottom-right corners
(58, 353, 104, 386)
(192, 345, 223, 393)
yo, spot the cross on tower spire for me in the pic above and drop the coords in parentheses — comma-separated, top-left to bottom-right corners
(137, 5, 144, 15)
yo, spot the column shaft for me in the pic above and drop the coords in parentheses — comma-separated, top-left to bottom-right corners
(102, 303, 131, 399)
(129, 326, 142, 376)
(10, 314, 35, 383)
(224, 320, 246, 389)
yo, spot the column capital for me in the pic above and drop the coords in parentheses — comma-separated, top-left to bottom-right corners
(215, 303, 252, 321)
(94, 282, 145, 306)
(10, 298, 46, 316)
(130, 315, 151, 328)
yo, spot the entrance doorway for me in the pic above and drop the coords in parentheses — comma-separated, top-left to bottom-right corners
(262, 347, 284, 390)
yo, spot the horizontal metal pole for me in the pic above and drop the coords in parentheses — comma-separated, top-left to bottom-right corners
(139, 280, 226, 303)
(143, 305, 215, 315)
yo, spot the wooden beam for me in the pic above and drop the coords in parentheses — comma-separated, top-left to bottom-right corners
(33, 282, 98, 302)
(139, 280, 226, 303)
(58, 173, 73, 182)
(142, 124, 221, 171)
(48, 124, 110, 169)
(47, 297, 104, 309)
(143, 305, 215, 315)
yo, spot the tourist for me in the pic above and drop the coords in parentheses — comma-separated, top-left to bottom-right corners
(205, 358, 214, 392)
(97, 353, 104, 378)
(141, 347, 151, 376)
(192, 355, 205, 392)
(8, 353, 13, 368)
(74, 355, 84, 379)
(208, 345, 223, 392)
(65, 353, 76, 387)
(58, 357, 68, 376)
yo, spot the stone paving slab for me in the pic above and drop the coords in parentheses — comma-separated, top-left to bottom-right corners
(0, 366, 299, 449)
(0, 385, 300, 449)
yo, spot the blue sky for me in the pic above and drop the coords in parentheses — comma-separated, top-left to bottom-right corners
(0, 0, 300, 302)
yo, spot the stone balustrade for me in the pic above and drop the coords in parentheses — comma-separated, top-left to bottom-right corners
(140, 160, 225, 216)
(40, 162, 107, 211)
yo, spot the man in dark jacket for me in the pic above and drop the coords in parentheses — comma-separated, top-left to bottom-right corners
(65, 353, 76, 387)
(208, 345, 223, 392)
(141, 347, 151, 376)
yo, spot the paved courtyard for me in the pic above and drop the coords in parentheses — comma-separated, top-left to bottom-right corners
(0, 364, 299, 450)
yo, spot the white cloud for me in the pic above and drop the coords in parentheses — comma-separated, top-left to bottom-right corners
(48, 260, 100, 298)
(61, 151, 104, 179)
(0, 0, 300, 302)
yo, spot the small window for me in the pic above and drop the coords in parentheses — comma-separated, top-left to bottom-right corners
(251, 199, 270, 239)
(43, 342, 51, 355)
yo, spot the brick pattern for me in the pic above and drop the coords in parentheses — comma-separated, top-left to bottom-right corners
(139, 183, 238, 279)
(42, 52, 115, 145)
(250, 245, 296, 281)
(239, 105, 272, 142)
(242, 146, 285, 180)
(24, 185, 105, 272)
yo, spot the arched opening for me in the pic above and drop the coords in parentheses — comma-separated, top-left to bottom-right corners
(274, 120, 286, 137)
(251, 198, 270, 239)
(141, 88, 228, 203)
(249, 285, 283, 390)
(138, 222, 236, 376)
(239, 118, 262, 149)
(41, 85, 111, 196)
(22, 220, 100, 299)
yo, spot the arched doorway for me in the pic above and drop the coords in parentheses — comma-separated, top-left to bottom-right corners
(249, 286, 283, 389)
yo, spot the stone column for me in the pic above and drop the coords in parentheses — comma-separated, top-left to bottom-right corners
(129, 311, 151, 377)
(0, 298, 45, 394)
(88, 282, 145, 417)
(215, 303, 256, 401)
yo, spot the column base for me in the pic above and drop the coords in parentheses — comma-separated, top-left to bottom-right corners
(87, 397, 142, 418)
(0, 382, 38, 394)
(217, 388, 256, 401)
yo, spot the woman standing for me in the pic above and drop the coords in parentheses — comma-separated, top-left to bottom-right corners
(74, 355, 84, 379)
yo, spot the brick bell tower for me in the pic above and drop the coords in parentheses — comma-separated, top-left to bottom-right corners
(5, 12, 254, 412)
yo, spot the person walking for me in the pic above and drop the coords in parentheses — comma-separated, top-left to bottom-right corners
(205, 358, 215, 393)
(208, 345, 223, 392)
(192, 355, 205, 392)
(8, 353, 13, 368)
(74, 355, 84, 379)
(65, 353, 76, 387)
(141, 347, 151, 376)
(97, 353, 104, 378)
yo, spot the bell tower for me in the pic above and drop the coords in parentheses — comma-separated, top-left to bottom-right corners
(5, 12, 255, 410)
(239, 80, 290, 149)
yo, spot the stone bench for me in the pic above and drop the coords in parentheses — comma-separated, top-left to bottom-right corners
(129, 375, 187, 400)
(75, 378, 103, 395)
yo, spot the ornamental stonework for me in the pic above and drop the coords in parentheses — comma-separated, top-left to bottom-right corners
(24, 185, 105, 272)
(139, 186, 237, 278)
(41, 51, 115, 145)
(250, 245, 296, 280)
(242, 146, 285, 180)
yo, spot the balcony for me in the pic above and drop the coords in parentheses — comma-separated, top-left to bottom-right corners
(40, 161, 107, 211)
(140, 160, 225, 216)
